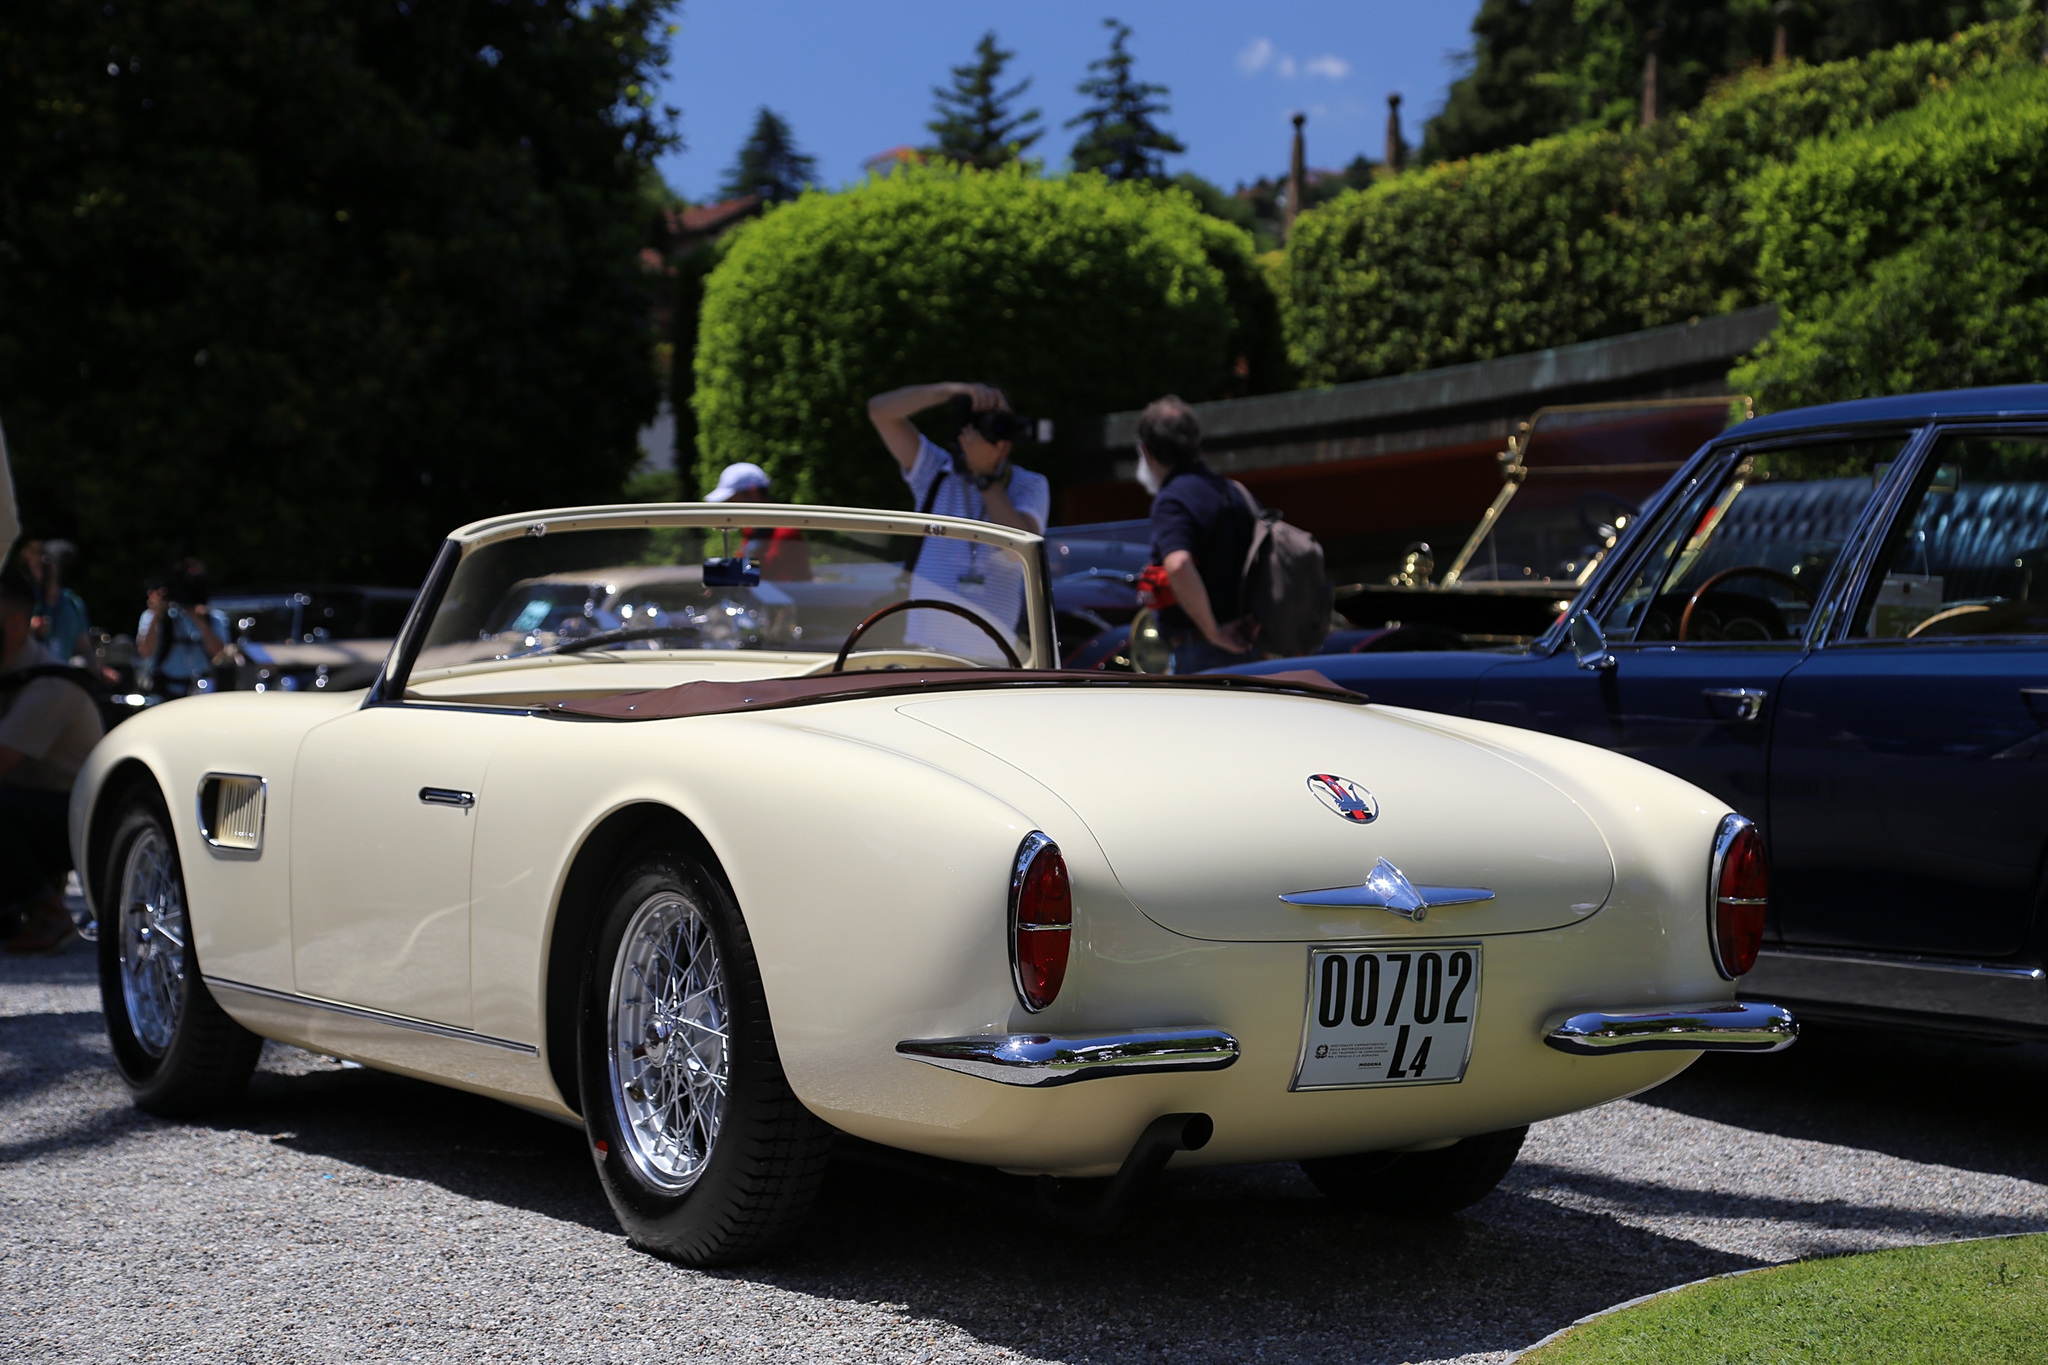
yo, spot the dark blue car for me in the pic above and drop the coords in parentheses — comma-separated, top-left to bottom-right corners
(1235, 385, 2048, 1040)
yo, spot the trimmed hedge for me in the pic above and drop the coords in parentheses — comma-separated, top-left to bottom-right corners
(1283, 16, 2041, 387)
(1732, 67, 2048, 410)
(1730, 228, 2048, 412)
(691, 165, 1281, 511)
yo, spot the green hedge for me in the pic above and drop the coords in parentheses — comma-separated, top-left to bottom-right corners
(1730, 228, 2048, 411)
(1283, 16, 2041, 387)
(691, 165, 1281, 511)
(1732, 67, 2048, 409)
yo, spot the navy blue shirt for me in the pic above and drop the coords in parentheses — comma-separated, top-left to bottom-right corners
(1149, 461, 1254, 633)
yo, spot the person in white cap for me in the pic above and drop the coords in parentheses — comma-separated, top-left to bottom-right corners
(704, 461, 808, 581)
(705, 462, 772, 504)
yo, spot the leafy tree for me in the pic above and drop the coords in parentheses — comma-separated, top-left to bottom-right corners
(0, 0, 677, 614)
(692, 165, 1283, 513)
(1421, 0, 2026, 164)
(926, 31, 1042, 170)
(719, 107, 815, 204)
(1066, 19, 1183, 182)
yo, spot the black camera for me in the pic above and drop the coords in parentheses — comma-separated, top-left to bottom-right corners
(947, 394, 1052, 446)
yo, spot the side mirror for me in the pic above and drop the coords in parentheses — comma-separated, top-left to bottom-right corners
(1570, 612, 1617, 672)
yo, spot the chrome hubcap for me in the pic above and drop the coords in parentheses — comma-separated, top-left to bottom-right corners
(608, 892, 729, 1192)
(119, 826, 187, 1057)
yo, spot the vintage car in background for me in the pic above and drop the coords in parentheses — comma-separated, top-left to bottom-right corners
(73, 502, 1792, 1266)
(215, 585, 416, 693)
(1235, 385, 2048, 1043)
(1333, 398, 1746, 651)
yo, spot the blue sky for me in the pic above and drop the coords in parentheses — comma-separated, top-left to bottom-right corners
(650, 2, 1484, 202)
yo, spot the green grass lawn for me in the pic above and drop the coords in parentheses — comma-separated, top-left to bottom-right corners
(1520, 1234, 2048, 1364)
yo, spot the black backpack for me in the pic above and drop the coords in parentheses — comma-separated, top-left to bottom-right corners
(1231, 482, 1332, 658)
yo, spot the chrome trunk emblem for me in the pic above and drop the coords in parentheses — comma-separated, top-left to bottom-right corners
(1280, 857, 1495, 923)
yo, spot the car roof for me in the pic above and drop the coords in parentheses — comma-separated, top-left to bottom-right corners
(1721, 384, 2048, 442)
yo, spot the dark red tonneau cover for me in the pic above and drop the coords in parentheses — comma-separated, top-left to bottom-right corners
(542, 668, 1361, 721)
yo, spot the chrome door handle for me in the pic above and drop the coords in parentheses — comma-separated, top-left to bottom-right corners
(1702, 688, 1767, 722)
(418, 787, 475, 809)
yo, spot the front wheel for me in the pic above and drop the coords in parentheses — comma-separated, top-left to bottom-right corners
(1300, 1126, 1527, 1218)
(577, 844, 832, 1265)
(98, 789, 262, 1116)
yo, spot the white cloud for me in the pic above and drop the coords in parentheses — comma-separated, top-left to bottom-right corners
(1239, 38, 1348, 83)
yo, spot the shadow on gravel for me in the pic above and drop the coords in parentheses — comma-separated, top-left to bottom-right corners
(744, 1152, 1759, 1365)
(223, 1062, 619, 1237)
(1634, 1022, 2048, 1187)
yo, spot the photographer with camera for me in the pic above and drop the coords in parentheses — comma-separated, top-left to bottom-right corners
(135, 558, 232, 699)
(867, 381, 1051, 659)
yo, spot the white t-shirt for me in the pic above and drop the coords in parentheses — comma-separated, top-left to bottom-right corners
(0, 638, 104, 793)
(901, 435, 1050, 661)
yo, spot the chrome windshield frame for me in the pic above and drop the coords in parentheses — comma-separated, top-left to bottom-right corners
(364, 502, 1057, 706)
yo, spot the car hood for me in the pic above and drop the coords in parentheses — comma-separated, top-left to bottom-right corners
(897, 689, 1613, 942)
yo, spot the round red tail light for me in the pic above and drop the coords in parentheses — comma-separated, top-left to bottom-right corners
(1710, 815, 1768, 979)
(1011, 833, 1072, 1012)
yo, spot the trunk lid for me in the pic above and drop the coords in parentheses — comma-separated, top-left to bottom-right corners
(899, 690, 1612, 942)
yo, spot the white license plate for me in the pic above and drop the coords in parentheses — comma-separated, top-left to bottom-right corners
(1292, 943, 1481, 1091)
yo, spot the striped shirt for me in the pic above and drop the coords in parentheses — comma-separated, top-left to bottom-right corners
(902, 435, 1049, 660)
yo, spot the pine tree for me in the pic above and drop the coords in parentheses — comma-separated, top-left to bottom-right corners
(926, 31, 1043, 170)
(1066, 19, 1184, 182)
(719, 107, 817, 204)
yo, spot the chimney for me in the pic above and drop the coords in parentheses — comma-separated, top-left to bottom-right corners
(1640, 26, 1662, 127)
(1773, 0, 1792, 66)
(1285, 113, 1306, 241)
(1385, 93, 1405, 172)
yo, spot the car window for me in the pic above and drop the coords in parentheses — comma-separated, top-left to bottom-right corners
(1848, 433, 2048, 640)
(1600, 437, 1907, 644)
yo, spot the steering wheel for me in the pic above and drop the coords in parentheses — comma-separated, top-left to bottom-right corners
(1576, 492, 1639, 547)
(1678, 567, 1814, 642)
(832, 599, 1022, 673)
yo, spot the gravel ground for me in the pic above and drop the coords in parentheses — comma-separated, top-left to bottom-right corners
(6, 933, 2048, 1365)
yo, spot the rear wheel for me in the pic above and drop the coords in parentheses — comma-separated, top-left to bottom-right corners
(1300, 1126, 1528, 1218)
(577, 844, 831, 1265)
(98, 789, 262, 1116)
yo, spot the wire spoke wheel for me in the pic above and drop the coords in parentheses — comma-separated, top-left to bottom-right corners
(118, 825, 187, 1058)
(608, 891, 729, 1193)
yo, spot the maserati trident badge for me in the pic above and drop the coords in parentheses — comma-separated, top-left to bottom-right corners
(1306, 773, 1378, 824)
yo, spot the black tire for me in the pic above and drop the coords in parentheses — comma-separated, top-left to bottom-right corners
(1300, 1125, 1528, 1218)
(98, 787, 263, 1117)
(577, 842, 832, 1266)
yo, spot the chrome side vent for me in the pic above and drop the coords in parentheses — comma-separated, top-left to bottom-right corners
(198, 774, 266, 852)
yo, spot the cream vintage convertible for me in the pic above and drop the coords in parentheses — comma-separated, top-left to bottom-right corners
(70, 503, 1795, 1264)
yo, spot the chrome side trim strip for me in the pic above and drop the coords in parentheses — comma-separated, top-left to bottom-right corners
(1543, 1000, 1797, 1055)
(204, 976, 539, 1055)
(896, 1027, 1239, 1087)
(1760, 947, 2045, 981)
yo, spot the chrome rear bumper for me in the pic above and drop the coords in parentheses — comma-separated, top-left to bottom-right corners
(896, 1027, 1240, 1087)
(1543, 1000, 1797, 1055)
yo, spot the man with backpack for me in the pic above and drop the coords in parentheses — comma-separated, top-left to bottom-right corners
(0, 563, 103, 954)
(1137, 395, 1332, 673)
(1136, 396, 1261, 674)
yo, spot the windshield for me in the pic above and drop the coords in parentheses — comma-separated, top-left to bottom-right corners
(412, 520, 1038, 677)
(1448, 400, 1739, 588)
